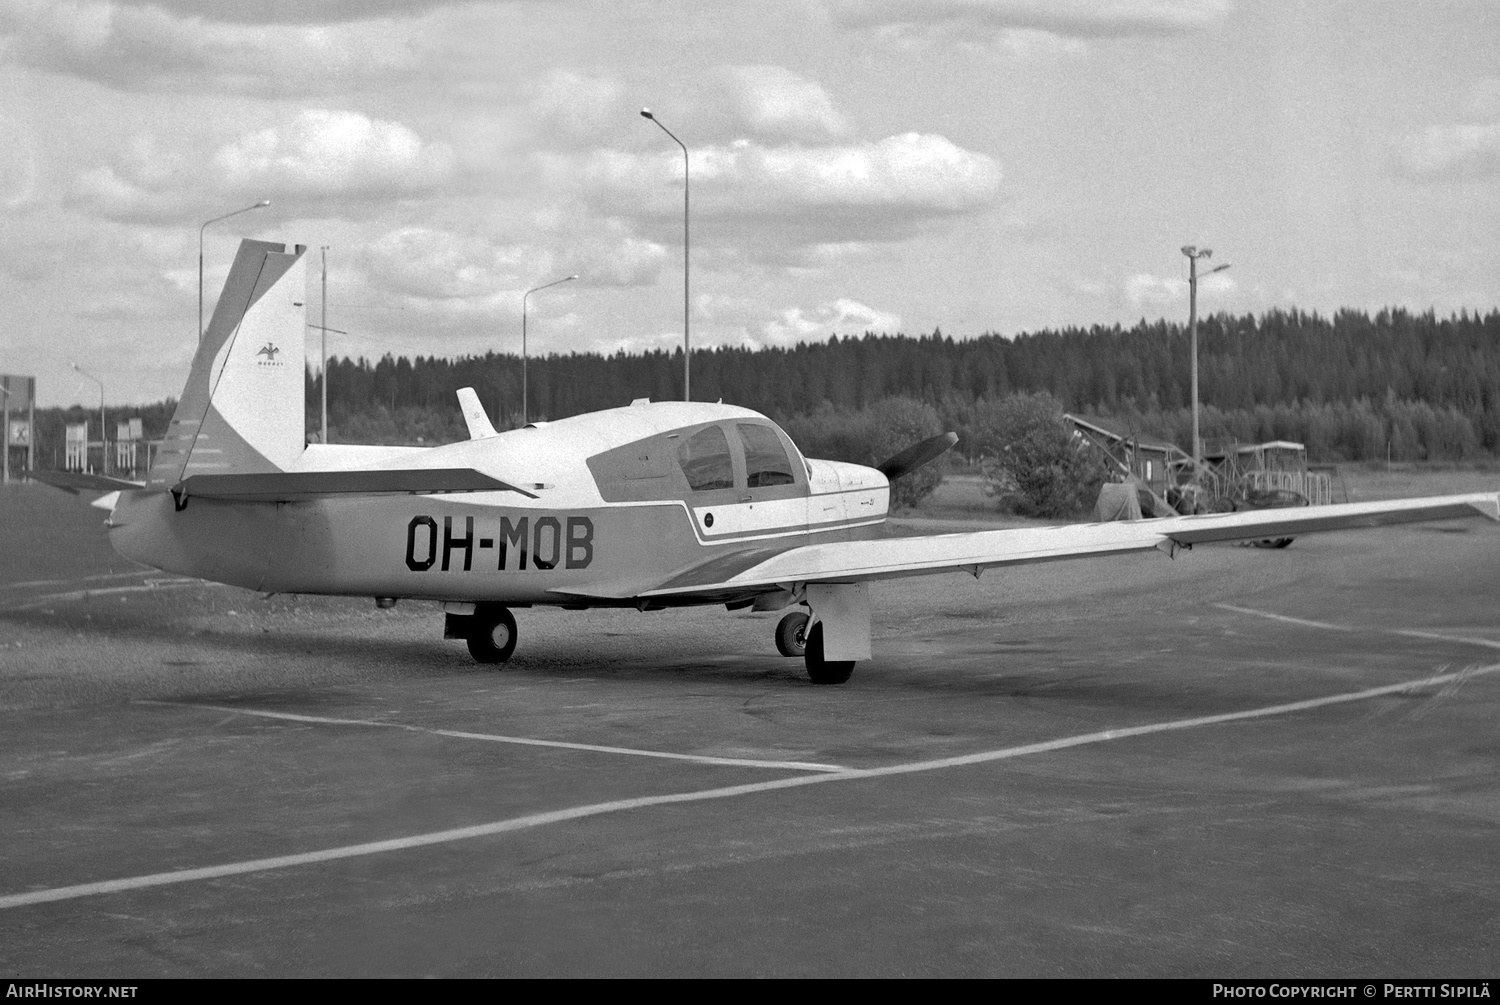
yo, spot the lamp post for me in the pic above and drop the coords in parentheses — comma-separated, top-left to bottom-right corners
(1181, 245, 1231, 464)
(521, 275, 577, 424)
(200, 200, 270, 343)
(321, 246, 329, 445)
(640, 108, 690, 402)
(0, 384, 9, 485)
(72, 363, 106, 475)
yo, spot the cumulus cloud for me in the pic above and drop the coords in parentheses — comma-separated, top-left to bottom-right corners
(1124, 270, 1234, 310)
(527, 65, 849, 149)
(555, 132, 1000, 241)
(0, 112, 39, 208)
(111, 0, 461, 25)
(760, 297, 901, 346)
(553, 233, 669, 288)
(0, 0, 428, 94)
(825, 0, 1232, 39)
(69, 110, 455, 221)
(1463, 77, 1500, 119)
(214, 110, 455, 197)
(357, 224, 668, 308)
(1393, 123, 1500, 182)
(718, 65, 850, 142)
(359, 227, 527, 300)
(528, 69, 630, 145)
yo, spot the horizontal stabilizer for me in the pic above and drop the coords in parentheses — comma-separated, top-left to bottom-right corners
(29, 470, 146, 495)
(456, 387, 499, 440)
(172, 468, 539, 503)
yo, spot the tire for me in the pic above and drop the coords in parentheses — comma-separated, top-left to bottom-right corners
(775, 610, 810, 657)
(466, 604, 518, 664)
(1253, 537, 1295, 549)
(803, 622, 855, 685)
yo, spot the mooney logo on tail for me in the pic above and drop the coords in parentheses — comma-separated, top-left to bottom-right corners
(256, 343, 280, 360)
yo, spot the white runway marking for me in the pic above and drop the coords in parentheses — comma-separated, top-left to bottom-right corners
(1216, 605, 1500, 654)
(139, 701, 849, 774)
(1, 578, 212, 611)
(6, 662, 1494, 912)
(1394, 630, 1500, 652)
(0, 570, 159, 592)
(1213, 603, 1352, 632)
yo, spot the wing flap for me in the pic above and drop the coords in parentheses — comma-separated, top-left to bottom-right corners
(29, 470, 146, 495)
(642, 521, 1169, 597)
(636, 492, 1499, 598)
(172, 468, 539, 503)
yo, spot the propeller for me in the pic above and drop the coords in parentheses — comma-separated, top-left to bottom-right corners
(877, 431, 959, 480)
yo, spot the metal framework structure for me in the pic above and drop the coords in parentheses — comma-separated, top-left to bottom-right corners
(1065, 413, 1335, 517)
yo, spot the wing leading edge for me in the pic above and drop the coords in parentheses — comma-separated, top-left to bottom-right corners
(632, 492, 1500, 599)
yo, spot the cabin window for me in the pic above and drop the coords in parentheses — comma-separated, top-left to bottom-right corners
(677, 425, 735, 491)
(737, 423, 796, 487)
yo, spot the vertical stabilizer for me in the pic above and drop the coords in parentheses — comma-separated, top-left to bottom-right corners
(146, 240, 307, 488)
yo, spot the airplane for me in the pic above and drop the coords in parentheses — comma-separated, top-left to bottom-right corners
(37, 239, 1500, 685)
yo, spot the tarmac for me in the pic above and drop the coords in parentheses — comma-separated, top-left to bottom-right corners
(1, 485, 1497, 976)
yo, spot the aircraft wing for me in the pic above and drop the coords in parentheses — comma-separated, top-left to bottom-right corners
(627, 492, 1500, 599)
(171, 468, 538, 503)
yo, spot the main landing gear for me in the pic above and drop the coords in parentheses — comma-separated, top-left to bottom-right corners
(775, 610, 856, 686)
(457, 603, 517, 664)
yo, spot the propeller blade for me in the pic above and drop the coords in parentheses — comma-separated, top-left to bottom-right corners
(877, 431, 959, 480)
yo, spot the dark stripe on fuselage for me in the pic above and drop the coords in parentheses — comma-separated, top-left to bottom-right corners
(652, 546, 801, 592)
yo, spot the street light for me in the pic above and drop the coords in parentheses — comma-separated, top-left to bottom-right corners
(640, 108, 690, 402)
(72, 363, 106, 476)
(200, 200, 270, 343)
(1181, 245, 1231, 464)
(321, 246, 329, 446)
(521, 275, 578, 424)
(0, 384, 9, 485)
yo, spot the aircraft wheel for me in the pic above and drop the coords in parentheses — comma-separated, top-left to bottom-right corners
(1257, 537, 1295, 549)
(775, 610, 809, 657)
(803, 622, 855, 685)
(466, 605, 518, 664)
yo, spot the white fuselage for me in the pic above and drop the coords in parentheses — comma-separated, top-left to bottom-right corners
(111, 400, 891, 607)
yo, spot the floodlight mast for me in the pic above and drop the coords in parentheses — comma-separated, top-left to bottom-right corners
(521, 275, 578, 425)
(199, 201, 270, 344)
(640, 108, 690, 402)
(0, 384, 9, 485)
(71, 363, 106, 475)
(1181, 245, 1231, 464)
(321, 246, 329, 446)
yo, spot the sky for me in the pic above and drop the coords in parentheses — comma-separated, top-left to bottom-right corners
(1, 0, 1498, 407)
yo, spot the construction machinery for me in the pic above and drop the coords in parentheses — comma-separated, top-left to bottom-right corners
(1066, 414, 1336, 536)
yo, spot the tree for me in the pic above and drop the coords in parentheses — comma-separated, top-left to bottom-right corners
(781, 396, 945, 509)
(969, 392, 1108, 518)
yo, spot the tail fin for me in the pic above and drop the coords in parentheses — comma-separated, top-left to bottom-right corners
(146, 240, 307, 489)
